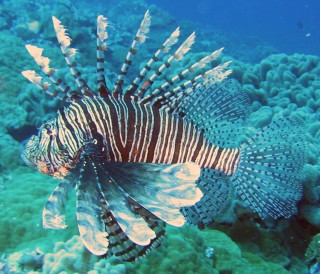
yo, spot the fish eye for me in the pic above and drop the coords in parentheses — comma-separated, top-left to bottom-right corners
(42, 122, 57, 137)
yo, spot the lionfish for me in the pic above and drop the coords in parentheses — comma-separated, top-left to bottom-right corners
(21, 11, 305, 261)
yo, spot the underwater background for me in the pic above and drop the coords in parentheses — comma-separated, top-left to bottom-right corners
(0, 0, 320, 273)
(146, 0, 320, 56)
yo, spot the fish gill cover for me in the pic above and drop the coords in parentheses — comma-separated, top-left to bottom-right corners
(0, 0, 319, 273)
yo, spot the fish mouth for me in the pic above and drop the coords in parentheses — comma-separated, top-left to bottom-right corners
(22, 150, 70, 179)
(35, 160, 52, 175)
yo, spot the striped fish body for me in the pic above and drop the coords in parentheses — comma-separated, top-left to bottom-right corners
(21, 11, 306, 261)
(58, 97, 239, 175)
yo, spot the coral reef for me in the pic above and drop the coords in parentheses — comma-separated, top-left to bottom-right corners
(306, 233, 320, 263)
(2, 225, 307, 273)
(41, 235, 130, 273)
(0, 167, 78, 254)
(228, 53, 320, 128)
(305, 233, 320, 274)
(0, 248, 44, 273)
(221, 53, 320, 230)
(10, 224, 311, 273)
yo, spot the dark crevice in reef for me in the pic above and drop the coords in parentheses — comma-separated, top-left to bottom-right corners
(8, 125, 38, 143)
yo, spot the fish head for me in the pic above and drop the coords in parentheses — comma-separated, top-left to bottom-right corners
(22, 118, 72, 179)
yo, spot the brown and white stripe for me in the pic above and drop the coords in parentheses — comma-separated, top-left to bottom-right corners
(56, 97, 240, 176)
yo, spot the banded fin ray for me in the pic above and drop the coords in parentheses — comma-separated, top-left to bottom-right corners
(103, 196, 166, 262)
(96, 15, 110, 96)
(135, 31, 196, 99)
(95, 163, 157, 246)
(142, 61, 232, 107)
(162, 61, 233, 108)
(90, 160, 171, 261)
(76, 157, 166, 261)
(22, 45, 76, 101)
(113, 10, 151, 96)
(140, 48, 226, 105)
(21, 70, 67, 101)
(52, 16, 94, 97)
(125, 27, 180, 97)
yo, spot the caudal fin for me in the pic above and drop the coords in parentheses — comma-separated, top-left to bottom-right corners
(231, 115, 306, 219)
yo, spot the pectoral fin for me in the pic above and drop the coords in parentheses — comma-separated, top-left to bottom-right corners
(76, 159, 109, 255)
(98, 161, 203, 227)
(74, 158, 202, 261)
(42, 179, 71, 229)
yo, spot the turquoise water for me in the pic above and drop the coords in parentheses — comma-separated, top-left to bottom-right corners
(146, 0, 320, 56)
(0, 0, 319, 273)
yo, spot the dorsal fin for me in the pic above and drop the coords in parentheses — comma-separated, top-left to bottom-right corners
(113, 10, 151, 97)
(52, 16, 94, 98)
(96, 15, 110, 97)
(124, 27, 180, 97)
(22, 11, 234, 110)
(135, 32, 196, 99)
(155, 62, 232, 109)
(22, 45, 79, 101)
(21, 70, 68, 101)
(149, 48, 224, 100)
(179, 79, 250, 147)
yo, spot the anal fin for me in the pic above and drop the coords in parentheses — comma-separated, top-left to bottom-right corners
(182, 169, 232, 225)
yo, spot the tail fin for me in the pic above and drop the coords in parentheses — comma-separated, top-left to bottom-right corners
(231, 115, 306, 219)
